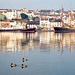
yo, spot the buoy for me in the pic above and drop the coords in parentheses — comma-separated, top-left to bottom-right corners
(11, 63, 17, 67)
(21, 64, 27, 68)
(22, 58, 28, 62)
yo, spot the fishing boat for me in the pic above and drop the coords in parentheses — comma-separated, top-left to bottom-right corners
(0, 28, 36, 33)
(54, 5, 75, 33)
(0, 28, 19, 32)
(20, 23, 36, 33)
(20, 28, 36, 33)
(0, 23, 36, 33)
(54, 27, 75, 33)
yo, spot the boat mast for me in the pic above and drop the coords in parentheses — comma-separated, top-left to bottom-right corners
(69, 0, 73, 27)
(61, 5, 64, 27)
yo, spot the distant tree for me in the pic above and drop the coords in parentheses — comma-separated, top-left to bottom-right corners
(0, 14, 7, 20)
(4, 16, 6, 20)
(20, 13, 28, 20)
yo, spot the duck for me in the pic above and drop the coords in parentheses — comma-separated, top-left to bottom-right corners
(21, 64, 27, 68)
(22, 58, 28, 62)
(11, 63, 17, 67)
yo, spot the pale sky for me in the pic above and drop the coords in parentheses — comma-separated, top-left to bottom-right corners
(0, 0, 75, 10)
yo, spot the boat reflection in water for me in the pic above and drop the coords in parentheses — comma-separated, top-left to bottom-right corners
(0, 32, 75, 54)
(37, 32, 75, 55)
(0, 32, 75, 75)
(0, 32, 36, 52)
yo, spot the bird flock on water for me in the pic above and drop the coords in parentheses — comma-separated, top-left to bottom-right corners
(10, 58, 28, 69)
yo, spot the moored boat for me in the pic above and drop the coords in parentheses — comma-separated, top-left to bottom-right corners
(20, 28, 36, 33)
(54, 4, 75, 33)
(0, 28, 36, 33)
(54, 27, 75, 33)
(0, 28, 19, 32)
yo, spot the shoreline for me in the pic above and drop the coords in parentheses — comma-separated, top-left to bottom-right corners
(36, 30, 54, 32)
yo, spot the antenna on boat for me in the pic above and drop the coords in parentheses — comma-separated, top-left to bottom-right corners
(70, 0, 72, 11)
(61, 4, 64, 27)
(69, 0, 73, 27)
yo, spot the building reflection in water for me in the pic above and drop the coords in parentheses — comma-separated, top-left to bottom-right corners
(0, 32, 75, 55)
(0, 32, 39, 52)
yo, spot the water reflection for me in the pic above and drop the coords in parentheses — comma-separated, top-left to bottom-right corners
(0, 32, 38, 52)
(0, 32, 75, 55)
(1, 32, 75, 75)
(39, 32, 75, 55)
(54, 33, 75, 55)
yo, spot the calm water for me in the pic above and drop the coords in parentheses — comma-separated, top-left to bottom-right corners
(0, 32, 75, 75)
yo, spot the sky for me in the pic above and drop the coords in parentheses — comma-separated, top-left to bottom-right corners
(0, 0, 75, 10)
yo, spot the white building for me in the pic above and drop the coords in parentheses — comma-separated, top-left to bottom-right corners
(6, 9, 17, 20)
(71, 20, 75, 26)
(50, 19, 62, 30)
(40, 17, 50, 30)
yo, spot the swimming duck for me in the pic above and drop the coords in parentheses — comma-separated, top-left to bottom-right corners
(21, 64, 27, 68)
(22, 58, 28, 62)
(11, 63, 17, 67)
